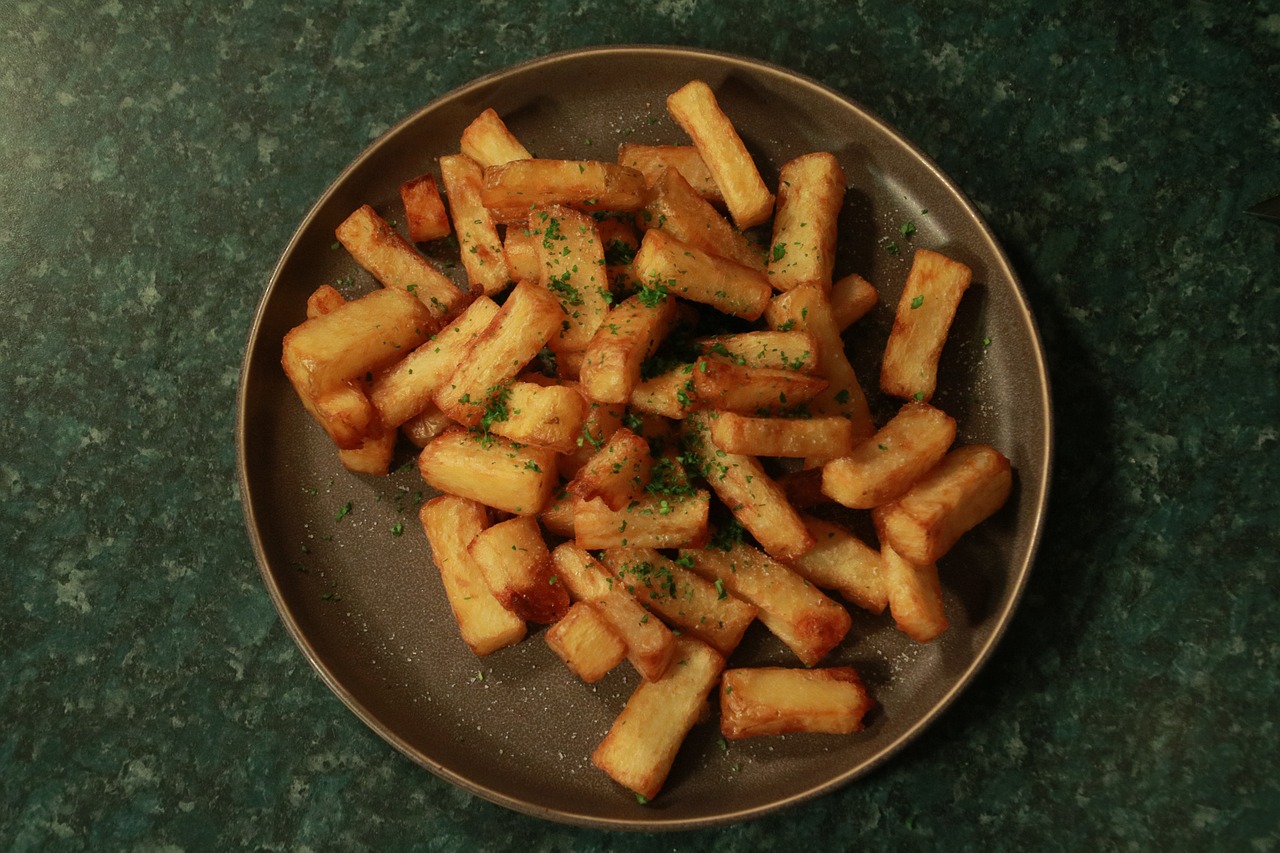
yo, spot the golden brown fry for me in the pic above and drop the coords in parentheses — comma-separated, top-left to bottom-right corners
(483, 380, 587, 453)
(420, 496, 527, 656)
(720, 667, 874, 738)
(640, 167, 765, 272)
(400, 407, 453, 448)
(567, 427, 653, 511)
(789, 516, 887, 614)
(880, 249, 973, 403)
(545, 601, 627, 683)
(632, 229, 772, 320)
(417, 429, 558, 516)
(337, 427, 396, 476)
(439, 153, 510, 296)
(666, 80, 775, 229)
(556, 389, 626, 479)
(831, 273, 877, 330)
(579, 292, 678, 404)
(695, 330, 819, 373)
(629, 362, 699, 420)
(573, 490, 711, 550)
(873, 444, 1013, 565)
(306, 284, 346, 319)
(468, 516, 569, 624)
(591, 636, 724, 800)
(334, 204, 467, 319)
(767, 153, 846, 292)
(879, 541, 947, 642)
(680, 539, 850, 667)
(529, 205, 613, 354)
(400, 173, 451, 243)
(617, 143, 724, 203)
(709, 412, 855, 459)
(822, 401, 957, 509)
(482, 159, 647, 223)
(459, 107, 531, 168)
(502, 225, 540, 282)
(690, 358, 828, 415)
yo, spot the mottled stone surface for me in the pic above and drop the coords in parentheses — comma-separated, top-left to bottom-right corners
(2, 0, 1277, 849)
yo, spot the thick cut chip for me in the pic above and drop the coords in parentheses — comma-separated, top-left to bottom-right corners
(482, 159, 647, 223)
(337, 427, 396, 476)
(567, 428, 653, 511)
(720, 667, 874, 738)
(821, 401, 957, 509)
(282, 286, 434, 449)
(680, 540, 850, 667)
(334, 204, 467, 319)
(873, 444, 1013, 565)
(545, 602, 627, 682)
(483, 380, 587, 453)
(370, 296, 500, 429)
(306, 284, 346, 319)
(710, 412, 855, 459)
(632, 229, 771, 320)
(640, 167, 765, 272)
(684, 411, 814, 561)
(691, 358, 827, 415)
(880, 249, 973, 402)
(417, 429, 558, 516)
(467, 516, 569, 624)
(556, 390, 626, 479)
(502, 226, 540, 282)
(399, 174, 451, 243)
(789, 516, 887, 614)
(695, 330, 819, 373)
(831, 273, 877, 330)
(439, 153, 510, 296)
(879, 541, 947, 642)
(459, 107, 531, 168)
(601, 547, 757, 658)
(767, 153, 846, 292)
(433, 280, 562, 427)
(529, 205, 613, 354)
(617, 143, 723, 203)
(550, 543, 677, 682)
(420, 496, 527, 656)
(579, 292, 678, 404)
(591, 636, 725, 800)
(666, 80, 775, 229)
(629, 362, 699, 420)
(574, 491, 711, 550)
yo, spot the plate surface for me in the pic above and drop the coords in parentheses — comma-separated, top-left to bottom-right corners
(237, 46, 1051, 830)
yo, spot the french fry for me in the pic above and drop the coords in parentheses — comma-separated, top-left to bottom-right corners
(879, 541, 947, 642)
(690, 358, 828, 415)
(337, 427, 396, 476)
(720, 667, 874, 738)
(439, 153, 510, 296)
(873, 444, 1013, 565)
(420, 496, 527, 655)
(370, 295, 501, 429)
(601, 547, 757, 658)
(573, 491, 711, 550)
(880, 249, 973, 403)
(695, 330, 819, 373)
(567, 428, 652, 511)
(556, 390, 626, 479)
(529, 205, 613, 354)
(433, 280, 562, 427)
(306, 284, 345, 318)
(282, 286, 434, 448)
(399, 174, 451, 242)
(680, 539, 850, 667)
(550, 543, 677, 682)
(640, 167, 765, 272)
(545, 601, 627, 683)
(765, 284, 874, 446)
(482, 160, 647, 223)
(502, 225, 540, 282)
(666, 80, 775, 229)
(591, 636, 725, 800)
(483, 380, 587, 453)
(617, 143, 723, 203)
(538, 490, 576, 538)
(632, 229, 772, 320)
(579, 292, 678, 404)
(789, 516, 887, 614)
(468, 516, 569, 624)
(684, 411, 814, 561)
(831, 273, 877, 331)
(766, 153, 846, 292)
(709, 412, 855, 459)
(821, 401, 957, 509)
(334, 204, 467, 319)
(459, 107, 531, 168)
(628, 362, 698, 419)
(400, 407, 453, 448)
(417, 429, 558, 516)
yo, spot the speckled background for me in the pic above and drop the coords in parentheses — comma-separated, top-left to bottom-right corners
(2, 1, 1277, 849)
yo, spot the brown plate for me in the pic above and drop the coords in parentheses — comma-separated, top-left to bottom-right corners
(236, 46, 1051, 830)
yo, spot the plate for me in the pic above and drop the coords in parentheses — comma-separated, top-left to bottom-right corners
(237, 46, 1051, 830)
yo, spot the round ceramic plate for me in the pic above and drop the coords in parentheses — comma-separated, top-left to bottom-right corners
(237, 46, 1051, 830)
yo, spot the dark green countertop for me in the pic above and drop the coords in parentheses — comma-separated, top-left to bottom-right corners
(3, 1, 1277, 849)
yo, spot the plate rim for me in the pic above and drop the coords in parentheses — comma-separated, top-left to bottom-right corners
(235, 43, 1054, 831)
